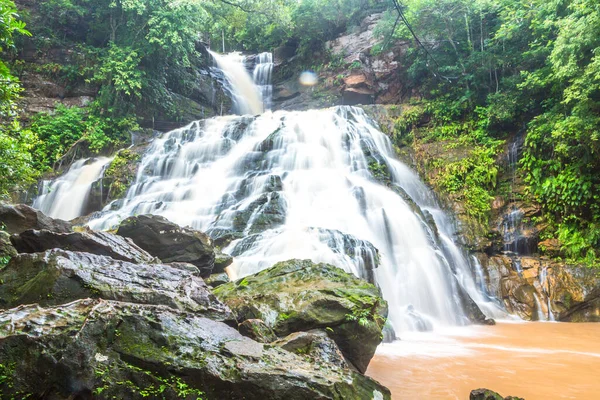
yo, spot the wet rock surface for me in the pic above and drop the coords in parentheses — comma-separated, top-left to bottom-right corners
(10, 228, 156, 264)
(0, 299, 391, 400)
(274, 329, 349, 369)
(117, 214, 216, 277)
(0, 249, 234, 322)
(214, 258, 388, 373)
(0, 205, 390, 398)
(238, 319, 277, 343)
(477, 252, 600, 321)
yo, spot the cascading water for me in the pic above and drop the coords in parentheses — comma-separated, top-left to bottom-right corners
(252, 52, 273, 111)
(87, 105, 505, 333)
(33, 157, 113, 221)
(37, 50, 505, 334)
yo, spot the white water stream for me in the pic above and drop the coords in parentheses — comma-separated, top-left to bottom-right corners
(33, 157, 113, 221)
(36, 51, 505, 334)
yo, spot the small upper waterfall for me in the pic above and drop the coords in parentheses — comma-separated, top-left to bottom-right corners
(252, 52, 273, 111)
(33, 157, 113, 221)
(208, 50, 264, 115)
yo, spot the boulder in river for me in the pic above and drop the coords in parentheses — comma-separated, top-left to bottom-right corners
(470, 388, 525, 400)
(0, 203, 72, 234)
(214, 258, 388, 373)
(0, 299, 391, 399)
(10, 228, 157, 264)
(0, 249, 234, 322)
(117, 214, 215, 276)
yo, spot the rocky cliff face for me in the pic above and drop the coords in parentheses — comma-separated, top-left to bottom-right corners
(363, 105, 600, 322)
(272, 13, 408, 112)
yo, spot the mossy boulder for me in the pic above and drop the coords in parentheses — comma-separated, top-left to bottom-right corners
(117, 214, 215, 277)
(0, 299, 391, 399)
(0, 249, 234, 322)
(213, 259, 388, 373)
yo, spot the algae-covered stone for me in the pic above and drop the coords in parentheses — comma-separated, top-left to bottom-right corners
(0, 249, 234, 322)
(205, 272, 230, 288)
(0, 231, 17, 260)
(103, 148, 142, 200)
(214, 258, 388, 373)
(117, 214, 215, 276)
(0, 299, 391, 400)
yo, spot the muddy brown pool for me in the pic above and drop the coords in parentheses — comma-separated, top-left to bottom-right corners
(366, 322, 600, 399)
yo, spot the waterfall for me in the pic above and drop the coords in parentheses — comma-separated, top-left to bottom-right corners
(208, 50, 264, 115)
(86, 106, 505, 333)
(252, 52, 273, 111)
(33, 157, 113, 221)
(33, 50, 506, 334)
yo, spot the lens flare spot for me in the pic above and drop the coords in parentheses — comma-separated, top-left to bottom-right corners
(299, 71, 318, 86)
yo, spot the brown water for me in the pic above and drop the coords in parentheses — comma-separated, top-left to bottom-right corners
(367, 322, 600, 400)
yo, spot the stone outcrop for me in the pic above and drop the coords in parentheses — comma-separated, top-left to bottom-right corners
(0, 249, 234, 323)
(476, 253, 600, 321)
(0, 203, 72, 234)
(117, 214, 216, 277)
(272, 14, 408, 112)
(10, 228, 156, 264)
(214, 259, 388, 373)
(0, 300, 391, 400)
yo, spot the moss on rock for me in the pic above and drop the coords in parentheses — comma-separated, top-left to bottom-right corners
(213, 259, 388, 373)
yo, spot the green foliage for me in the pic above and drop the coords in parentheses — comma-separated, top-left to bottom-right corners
(0, 0, 30, 118)
(29, 104, 137, 170)
(375, 0, 600, 265)
(0, 121, 39, 198)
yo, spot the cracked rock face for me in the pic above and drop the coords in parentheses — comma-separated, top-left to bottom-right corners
(0, 299, 391, 400)
(0, 249, 234, 323)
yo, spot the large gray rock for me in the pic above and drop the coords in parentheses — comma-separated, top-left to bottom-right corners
(117, 214, 215, 276)
(214, 259, 388, 373)
(0, 249, 233, 322)
(0, 300, 391, 399)
(10, 228, 156, 264)
(0, 203, 72, 234)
